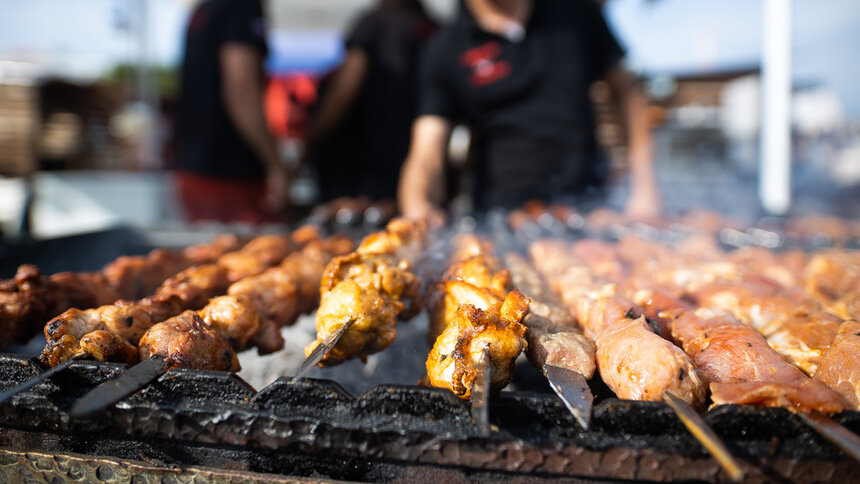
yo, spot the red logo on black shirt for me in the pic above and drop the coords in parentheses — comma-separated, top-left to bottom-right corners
(459, 42, 511, 87)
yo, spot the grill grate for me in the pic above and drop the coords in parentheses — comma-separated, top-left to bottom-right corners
(1, 354, 858, 482)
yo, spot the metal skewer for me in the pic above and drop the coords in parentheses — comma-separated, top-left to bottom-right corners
(294, 317, 356, 380)
(471, 345, 492, 436)
(663, 390, 744, 482)
(69, 355, 172, 419)
(0, 358, 79, 405)
(544, 364, 592, 430)
(799, 411, 860, 462)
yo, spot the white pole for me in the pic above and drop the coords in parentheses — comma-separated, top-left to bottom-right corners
(760, 0, 792, 215)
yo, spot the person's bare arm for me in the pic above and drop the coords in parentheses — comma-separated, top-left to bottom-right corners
(397, 115, 451, 223)
(306, 47, 369, 150)
(220, 43, 288, 213)
(604, 65, 660, 220)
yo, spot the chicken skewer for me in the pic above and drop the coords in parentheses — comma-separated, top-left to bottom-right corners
(40, 228, 317, 367)
(528, 240, 746, 480)
(65, 233, 351, 367)
(529, 240, 709, 406)
(424, 235, 596, 432)
(69, 235, 354, 417)
(596, 235, 860, 463)
(425, 285, 529, 434)
(423, 236, 527, 403)
(503, 252, 596, 428)
(298, 219, 427, 376)
(588, 233, 856, 413)
(615, 234, 857, 394)
(0, 234, 244, 350)
(2, 228, 329, 407)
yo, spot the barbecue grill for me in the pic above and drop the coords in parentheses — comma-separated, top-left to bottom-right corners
(1, 221, 859, 483)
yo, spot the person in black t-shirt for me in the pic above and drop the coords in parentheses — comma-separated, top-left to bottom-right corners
(173, 0, 289, 224)
(305, 0, 437, 203)
(398, 0, 659, 222)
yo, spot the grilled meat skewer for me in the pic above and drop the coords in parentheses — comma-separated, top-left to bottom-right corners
(0, 234, 243, 350)
(66, 234, 355, 418)
(40, 227, 325, 367)
(303, 219, 427, 367)
(529, 240, 709, 408)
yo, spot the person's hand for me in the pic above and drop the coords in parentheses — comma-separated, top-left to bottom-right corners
(624, 184, 661, 222)
(262, 163, 290, 214)
(401, 200, 446, 229)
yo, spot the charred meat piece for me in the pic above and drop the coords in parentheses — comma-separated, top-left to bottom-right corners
(197, 295, 262, 350)
(39, 229, 315, 367)
(79, 330, 139, 366)
(426, 290, 528, 399)
(307, 252, 420, 365)
(306, 219, 426, 367)
(1, 233, 243, 351)
(138, 311, 240, 372)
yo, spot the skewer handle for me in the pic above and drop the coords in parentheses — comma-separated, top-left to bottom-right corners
(69, 355, 171, 419)
(295, 318, 356, 380)
(544, 364, 592, 430)
(663, 391, 745, 482)
(0, 359, 76, 405)
(800, 411, 860, 463)
(471, 346, 491, 436)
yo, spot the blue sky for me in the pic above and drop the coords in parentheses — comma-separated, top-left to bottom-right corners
(1, 0, 859, 116)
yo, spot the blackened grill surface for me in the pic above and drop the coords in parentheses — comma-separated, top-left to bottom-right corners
(0, 354, 858, 482)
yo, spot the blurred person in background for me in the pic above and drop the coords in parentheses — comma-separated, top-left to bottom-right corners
(173, 0, 289, 224)
(304, 0, 437, 203)
(398, 0, 659, 223)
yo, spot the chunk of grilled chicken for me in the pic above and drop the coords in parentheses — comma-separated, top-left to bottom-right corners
(213, 234, 296, 283)
(197, 295, 261, 350)
(693, 281, 840, 375)
(1, 265, 120, 347)
(152, 264, 232, 310)
(40, 264, 227, 367)
(138, 311, 240, 372)
(814, 320, 860, 410)
(425, 290, 528, 399)
(423, 234, 510, 341)
(40, 294, 184, 367)
(1, 234, 242, 351)
(103, 234, 243, 301)
(304, 219, 426, 367)
(356, 218, 427, 262)
(504, 252, 596, 379)
(805, 251, 860, 321)
(529, 242, 708, 409)
(672, 308, 846, 414)
(223, 237, 355, 356)
(426, 257, 511, 343)
(39, 230, 307, 367)
(307, 252, 421, 366)
(78, 330, 139, 365)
